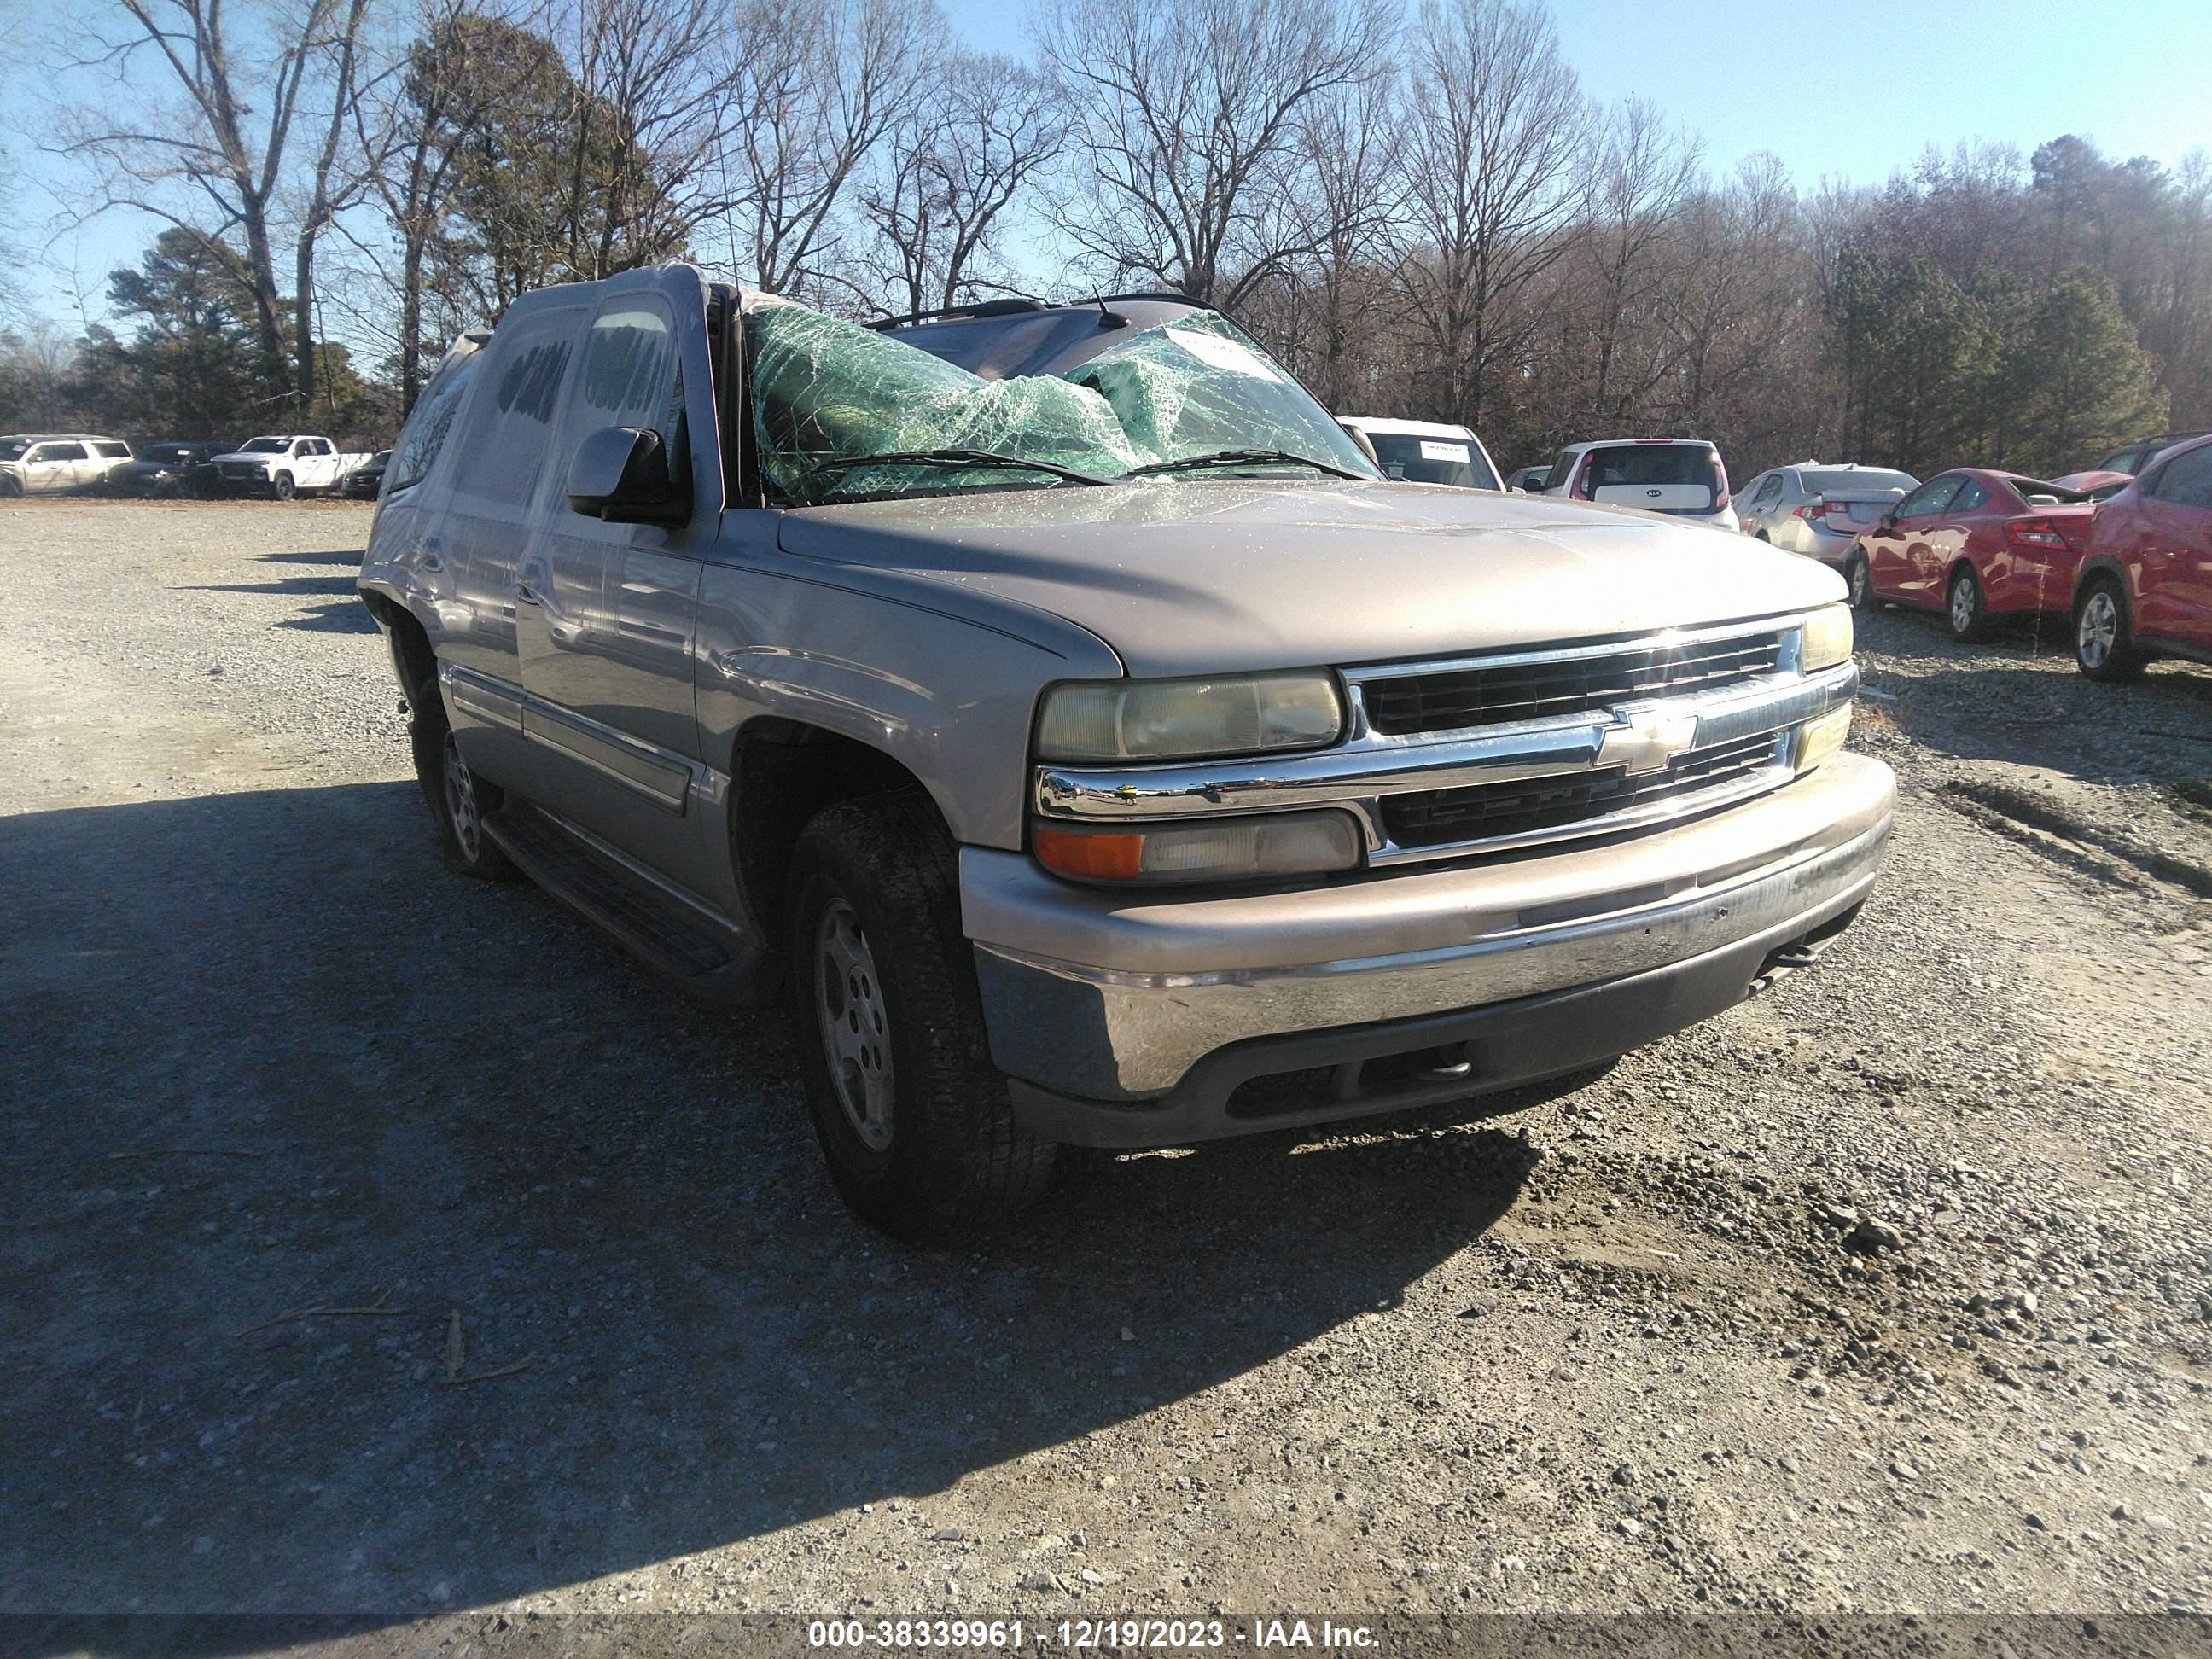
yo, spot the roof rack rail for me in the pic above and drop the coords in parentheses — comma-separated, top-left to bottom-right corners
(866, 297, 1051, 331)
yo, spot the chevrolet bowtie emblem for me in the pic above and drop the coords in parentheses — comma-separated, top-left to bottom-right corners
(1596, 707, 1699, 775)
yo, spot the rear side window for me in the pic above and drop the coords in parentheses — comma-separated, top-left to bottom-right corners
(1897, 477, 1960, 517)
(95, 441, 130, 457)
(388, 352, 483, 494)
(2149, 445, 2212, 507)
(2096, 445, 2141, 474)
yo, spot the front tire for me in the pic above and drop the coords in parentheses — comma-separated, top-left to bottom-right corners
(784, 793, 1055, 1239)
(1947, 566, 1995, 643)
(2075, 577, 2146, 683)
(271, 471, 296, 501)
(409, 695, 519, 880)
(1846, 551, 1876, 612)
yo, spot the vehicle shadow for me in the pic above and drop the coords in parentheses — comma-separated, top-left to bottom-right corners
(0, 783, 1546, 1641)
(254, 549, 367, 568)
(1856, 609, 2212, 783)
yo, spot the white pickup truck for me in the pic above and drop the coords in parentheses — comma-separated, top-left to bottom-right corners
(208, 435, 374, 500)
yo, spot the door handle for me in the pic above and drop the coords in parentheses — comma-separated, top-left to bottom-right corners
(515, 580, 543, 606)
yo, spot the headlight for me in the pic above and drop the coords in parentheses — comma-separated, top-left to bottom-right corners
(1795, 703, 1850, 773)
(1032, 811, 1362, 886)
(1036, 672, 1343, 762)
(1801, 605, 1853, 672)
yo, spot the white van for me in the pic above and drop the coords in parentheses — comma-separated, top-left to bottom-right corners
(1337, 417, 1502, 490)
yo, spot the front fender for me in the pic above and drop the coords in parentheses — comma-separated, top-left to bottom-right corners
(695, 516, 1124, 851)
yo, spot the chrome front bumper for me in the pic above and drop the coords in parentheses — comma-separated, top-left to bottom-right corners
(963, 753, 1894, 1135)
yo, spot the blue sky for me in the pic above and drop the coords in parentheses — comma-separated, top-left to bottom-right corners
(15, 0, 2212, 334)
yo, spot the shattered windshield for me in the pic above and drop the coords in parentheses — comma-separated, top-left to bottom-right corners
(748, 303, 1378, 505)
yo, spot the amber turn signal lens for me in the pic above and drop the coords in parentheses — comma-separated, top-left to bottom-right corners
(1032, 823, 1145, 881)
(1032, 812, 1363, 886)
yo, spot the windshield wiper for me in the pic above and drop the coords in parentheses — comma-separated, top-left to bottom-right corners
(1126, 448, 1365, 480)
(797, 448, 1109, 492)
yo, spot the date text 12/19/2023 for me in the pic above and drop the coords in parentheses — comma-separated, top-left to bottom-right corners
(806, 1621, 1380, 1651)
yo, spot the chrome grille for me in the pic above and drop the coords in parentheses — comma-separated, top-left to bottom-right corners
(1378, 731, 1784, 850)
(1361, 630, 1786, 736)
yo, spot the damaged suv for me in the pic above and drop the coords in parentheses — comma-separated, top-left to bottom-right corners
(358, 266, 1891, 1237)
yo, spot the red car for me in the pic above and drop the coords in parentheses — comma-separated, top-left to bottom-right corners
(1846, 467, 2096, 642)
(2070, 433, 2212, 681)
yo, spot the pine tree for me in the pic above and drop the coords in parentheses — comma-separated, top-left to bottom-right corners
(2001, 269, 2168, 475)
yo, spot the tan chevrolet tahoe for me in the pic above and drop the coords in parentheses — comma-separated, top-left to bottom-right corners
(357, 265, 1892, 1238)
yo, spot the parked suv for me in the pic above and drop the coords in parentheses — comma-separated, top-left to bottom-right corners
(358, 267, 1890, 1238)
(1542, 439, 1738, 531)
(1735, 463, 1917, 568)
(2093, 432, 2210, 478)
(2072, 433, 2212, 680)
(0, 434, 132, 495)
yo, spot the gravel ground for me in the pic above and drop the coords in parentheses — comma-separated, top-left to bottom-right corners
(3, 503, 2211, 1636)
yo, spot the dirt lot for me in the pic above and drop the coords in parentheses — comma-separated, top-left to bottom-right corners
(3, 502, 2212, 1636)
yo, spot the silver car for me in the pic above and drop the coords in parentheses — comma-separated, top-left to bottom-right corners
(1736, 463, 1918, 568)
(359, 268, 1890, 1238)
(0, 434, 133, 496)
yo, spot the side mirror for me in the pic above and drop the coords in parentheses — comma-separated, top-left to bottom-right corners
(567, 426, 687, 526)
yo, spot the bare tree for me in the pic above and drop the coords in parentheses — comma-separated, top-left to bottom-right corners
(52, 0, 358, 394)
(546, 0, 743, 279)
(857, 52, 1066, 318)
(1572, 95, 1703, 426)
(712, 0, 939, 298)
(292, 0, 375, 411)
(1276, 68, 1406, 410)
(1662, 153, 1818, 448)
(1037, 0, 1395, 309)
(352, 0, 482, 411)
(1394, 0, 1586, 428)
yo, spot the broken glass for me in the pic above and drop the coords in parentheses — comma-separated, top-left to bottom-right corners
(744, 299, 1378, 505)
(748, 305, 1150, 504)
(1060, 310, 1372, 476)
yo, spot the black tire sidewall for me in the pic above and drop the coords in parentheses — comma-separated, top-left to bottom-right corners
(1847, 553, 1874, 611)
(1948, 568, 1988, 641)
(783, 795, 1050, 1237)
(409, 696, 515, 878)
(2075, 578, 2144, 682)
(787, 864, 900, 1198)
(273, 473, 295, 500)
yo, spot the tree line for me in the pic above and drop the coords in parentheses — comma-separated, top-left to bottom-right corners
(3, 0, 2204, 481)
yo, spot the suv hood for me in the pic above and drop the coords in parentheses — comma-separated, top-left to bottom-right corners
(774, 480, 1845, 678)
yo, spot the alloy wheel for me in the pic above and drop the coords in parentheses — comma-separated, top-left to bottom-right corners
(441, 730, 483, 861)
(1951, 575, 1977, 635)
(815, 898, 894, 1152)
(2079, 591, 2118, 669)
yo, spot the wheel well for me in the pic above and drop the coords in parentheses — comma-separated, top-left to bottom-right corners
(1947, 559, 1980, 591)
(363, 593, 438, 707)
(731, 720, 941, 938)
(2073, 562, 2126, 612)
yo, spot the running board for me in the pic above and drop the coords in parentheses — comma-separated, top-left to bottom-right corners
(485, 804, 780, 1010)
